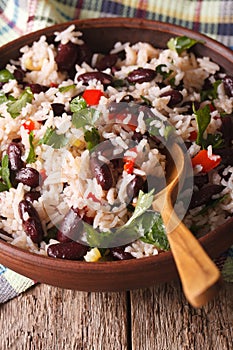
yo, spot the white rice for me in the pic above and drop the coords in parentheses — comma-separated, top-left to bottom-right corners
(0, 24, 232, 261)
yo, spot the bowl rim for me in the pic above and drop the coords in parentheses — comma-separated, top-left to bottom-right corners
(0, 17, 233, 286)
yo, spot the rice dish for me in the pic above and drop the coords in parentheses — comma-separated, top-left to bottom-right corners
(0, 25, 232, 262)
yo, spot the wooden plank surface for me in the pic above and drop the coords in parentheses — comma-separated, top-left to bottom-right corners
(0, 284, 128, 350)
(130, 281, 233, 350)
(0, 281, 232, 350)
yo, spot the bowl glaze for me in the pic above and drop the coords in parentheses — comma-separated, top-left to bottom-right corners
(0, 18, 233, 291)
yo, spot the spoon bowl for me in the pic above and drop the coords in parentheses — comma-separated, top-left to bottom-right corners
(153, 142, 221, 308)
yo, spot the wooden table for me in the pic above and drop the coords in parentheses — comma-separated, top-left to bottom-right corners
(0, 279, 232, 350)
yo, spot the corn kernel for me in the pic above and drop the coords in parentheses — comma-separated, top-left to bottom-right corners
(72, 139, 86, 149)
(25, 58, 44, 71)
(84, 248, 101, 262)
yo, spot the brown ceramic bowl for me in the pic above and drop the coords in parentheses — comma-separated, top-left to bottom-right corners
(0, 18, 233, 291)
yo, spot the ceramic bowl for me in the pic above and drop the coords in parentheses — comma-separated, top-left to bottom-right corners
(0, 18, 233, 291)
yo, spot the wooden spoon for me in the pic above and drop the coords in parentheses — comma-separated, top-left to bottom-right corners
(152, 142, 221, 308)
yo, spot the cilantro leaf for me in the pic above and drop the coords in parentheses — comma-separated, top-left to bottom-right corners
(0, 182, 9, 192)
(195, 194, 228, 216)
(26, 131, 37, 163)
(0, 155, 12, 190)
(125, 190, 154, 227)
(0, 69, 14, 83)
(72, 108, 100, 129)
(85, 191, 155, 248)
(201, 133, 224, 149)
(140, 95, 152, 106)
(200, 80, 221, 101)
(7, 87, 33, 119)
(0, 91, 7, 105)
(140, 211, 169, 251)
(70, 96, 87, 113)
(167, 36, 204, 55)
(155, 64, 174, 83)
(84, 127, 100, 150)
(194, 104, 211, 147)
(59, 84, 76, 93)
(39, 127, 68, 149)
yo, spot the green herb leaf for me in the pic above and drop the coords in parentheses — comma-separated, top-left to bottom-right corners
(112, 79, 128, 88)
(140, 95, 152, 106)
(167, 36, 204, 55)
(0, 69, 14, 83)
(140, 211, 169, 251)
(200, 80, 221, 101)
(84, 127, 100, 150)
(0, 91, 7, 105)
(39, 127, 68, 149)
(7, 87, 33, 119)
(0, 155, 12, 190)
(86, 191, 155, 248)
(155, 64, 174, 81)
(124, 190, 154, 227)
(0, 182, 9, 192)
(195, 194, 228, 216)
(194, 104, 211, 147)
(201, 133, 224, 149)
(26, 131, 37, 163)
(59, 84, 76, 93)
(44, 226, 58, 243)
(70, 96, 87, 113)
(72, 108, 100, 129)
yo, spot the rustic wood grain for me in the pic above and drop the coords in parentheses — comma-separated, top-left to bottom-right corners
(0, 282, 232, 350)
(0, 284, 128, 350)
(130, 281, 233, 350)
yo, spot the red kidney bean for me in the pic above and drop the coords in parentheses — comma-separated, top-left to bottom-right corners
(47, 241, 89, 260)
(160, 89, 183, 107)
(13, 68, 25, 83)
(55, 42, 78, 71)
(77, 72, 113, 85)
(193, 174, 208, 189)
(189, 184, 224, 209)
(127, 68, 156, 84)
(24, 191, 41, 204)
(18, 199, 44, 243)
(220, 115, 233, 147)
(127, 176, 145, 200)
(7, 142, 24, 171)
(56, 207, 83, 243)
(15, 167, 41, 188)
(26, 83, 48, 94)
(90, 156, 114, 191)
(95, 54, 118, 71)
(76, 44, 92, 65)
(110, 246, 134, 260)
(214, 147, 233, 166)
(223, 75, 233, 97)
(51, 103, 65, 116)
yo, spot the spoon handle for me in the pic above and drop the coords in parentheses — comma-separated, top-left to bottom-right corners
(161, 208, 221, 308)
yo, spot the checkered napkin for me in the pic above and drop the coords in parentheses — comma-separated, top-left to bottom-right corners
(0, 0, 233, 302)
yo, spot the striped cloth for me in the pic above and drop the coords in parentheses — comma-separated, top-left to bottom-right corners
(0, 0, 233, 48)
(0, 0, 232, 302)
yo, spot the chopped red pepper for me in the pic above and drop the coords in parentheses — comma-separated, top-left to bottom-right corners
(50, 82, 58, 88)
(191, 149, 221, 173)
(124, 159, 135, 174)
(123, 147, 137, 174)
(82, 89, 104, 106)
(22, 119, 35, 133)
